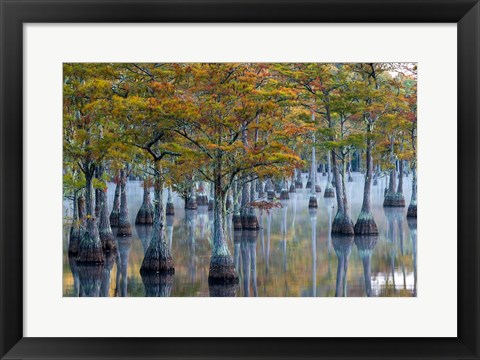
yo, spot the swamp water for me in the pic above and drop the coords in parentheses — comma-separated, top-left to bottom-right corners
(63, 172, 416, 297)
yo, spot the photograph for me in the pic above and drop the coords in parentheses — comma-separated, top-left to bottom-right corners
(63, 62, 417, 297)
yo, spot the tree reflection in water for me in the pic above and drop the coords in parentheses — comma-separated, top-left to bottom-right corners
(78, 263, 103, 297)
(408, 217, 417, 297)
(333, 235, 354, 297)
(135, 224, 152, 255)
(115, 236, 132, 297)
(141, 273, 174, 297)
(63, 174, 417, 297)
(186, 210, 197, 284)
(68, 255, 80, 297)
(354, 235, 378, 297)
(100, 250, 117, 297)
(309, 208, 317, 297)
(384, 207, 405, 295)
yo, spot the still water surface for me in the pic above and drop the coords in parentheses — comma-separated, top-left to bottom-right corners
(63, 172, 416, 297)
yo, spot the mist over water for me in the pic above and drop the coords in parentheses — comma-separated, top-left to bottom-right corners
(63, 171, 416, 297)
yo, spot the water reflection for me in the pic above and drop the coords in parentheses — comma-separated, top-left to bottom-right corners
(63, 174, 417, 297)
(209, 283, 237, 297)
(186, 210, 197, 283)
(408, 217, 417, 296)
(68, 255, 80, 297)
(100, 251, 116, 297)
(333, 235, 354, 297)
(115, 236, 132, 297)
(354, 236, 378, 297)
(239, 230, 259, 297)
(309, 208, 317, 297)
(135, 225, 152, 255)
(141, 273, 174, 297)
(78, 264, 103, 297)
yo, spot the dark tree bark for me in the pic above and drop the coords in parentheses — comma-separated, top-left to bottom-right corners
(347, 152, 353, 182)
(99, 186, 117, 252)
(225, 187, 233, 211)
(331, 150, 354, 234)
(185, 185, 198, 210)
(384, 138, 405, 207)
(308, 120, 318, 208)
(241, 179, 250, 228)
(208, 184, 214, 211)
(244, 178, 259, 229)
(140, 163, 175, 274)
(117, 169, 132, 236)
(355, 123, 378, 235)
(208, 157, 238, 285)
(77, 164, 104, 264)
(232, 179, 242, 230)
(68, 191, 83, 255)
(109, 178, 120, 227)
(136, 179, 154, 224)
(328, 106, 353, 234)
(324, 151, 335, 198)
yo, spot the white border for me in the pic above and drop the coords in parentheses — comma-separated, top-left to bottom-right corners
(24, 24, 457, 337)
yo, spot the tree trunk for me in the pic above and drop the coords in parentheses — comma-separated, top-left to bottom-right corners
(266, 178, 275, 200)
(324, 151, 335, 198)
(355, 125, 378, 235)
(280, 177, 290, 200)
(331, 151, 354, 234)
(407, 167, 417, 217)
(347, 152, 353, 182)
(208, 160, 238, 285)
(245, 178, 259, 229)
(397, 160, 404, 194)
(68, 191, 82, 255)
(94, 167, 101, 219)
(99, 186, 116, 252)
(295, 168, 303, 188)
(109, 177, 120, 227)
(384, 137, 405, 207)
(166, 186, 175, 216)
(140, 163, 175, 274)
(308, 122, 318, 208)
(186, 185, 198, 210)
(241, 179, 250, 229)
(117, 169, 132, 236)
(136, 179, 154, 224)
(232, 179, 242, 230)
(77, 168, 104, 264)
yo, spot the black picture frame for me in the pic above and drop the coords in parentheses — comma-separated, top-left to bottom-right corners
(1, 1, 479, 359)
